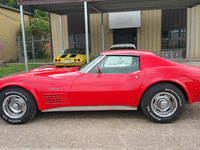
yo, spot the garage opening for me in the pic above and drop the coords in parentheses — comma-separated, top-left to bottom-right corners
(113, 28, 137, 47)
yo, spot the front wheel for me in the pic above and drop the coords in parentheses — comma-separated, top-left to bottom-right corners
(141, 83, 185, 123)
(0, 87, 38, 124)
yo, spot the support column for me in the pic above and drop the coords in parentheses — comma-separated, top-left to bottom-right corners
(101, 13, 104, 51)
(84, 1, 90, 63)
(31, 36, 35, 63)
(60, 15, 64, 51)
(20, 5, 28, 72)
(1, 37, 4, 60)
(189, 7, 193, 62)
(18, 36, 21, 63)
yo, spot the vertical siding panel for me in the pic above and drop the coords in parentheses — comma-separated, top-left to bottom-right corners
(99, 14, 102, 54)
(187, 4, 200, 59)
(51, 13, 61, 58)
(152, 11, 156, 53)
(149, 11, 153, 52)
(195, 6, 200, 59)
(157, 10, 162, 54)
(137, 28, 141, 50)
(108, 14, 113, 50)
(145, 11, 149, 50)
(104, 13, 113, 51)
(94, 14, 99, 56)
(186, 8, 191, 59)
(137, 10, 161, 54)
(62, 15, 69, 50)
(90, 14, 95, 56)
(0, 8, 31, 61)
(97, 14, 101, 54)
(90, 13, 113, 56)
(103, 13, 109, 51)
(196, 5, 200, 59)
(193, 8, 197, 59)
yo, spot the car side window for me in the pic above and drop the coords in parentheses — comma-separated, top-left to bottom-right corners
(89, 55, 140, 74)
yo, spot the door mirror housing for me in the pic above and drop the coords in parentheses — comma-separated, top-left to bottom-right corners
(95, 66, 102, 74)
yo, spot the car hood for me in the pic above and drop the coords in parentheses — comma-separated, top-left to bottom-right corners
(25, 67, 80, 76)
(0, 67, 83, 89)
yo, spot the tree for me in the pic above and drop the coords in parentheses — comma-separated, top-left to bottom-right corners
(6, 0, 19, 9)
(1, 0, 35, 13)
(17, 9, 50, 58)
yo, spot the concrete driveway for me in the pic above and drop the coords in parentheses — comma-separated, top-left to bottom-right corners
(0, 103, 199, 150)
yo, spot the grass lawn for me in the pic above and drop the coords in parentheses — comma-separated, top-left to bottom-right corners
(28, 58, 52, 63)
(0, 64, 42, 78)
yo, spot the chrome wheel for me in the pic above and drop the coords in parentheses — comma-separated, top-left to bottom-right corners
(2, 95, 27, 119)
(151, 92, 178, 117)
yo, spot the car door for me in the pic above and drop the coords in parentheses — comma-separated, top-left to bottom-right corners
(70, 55, 144, 106)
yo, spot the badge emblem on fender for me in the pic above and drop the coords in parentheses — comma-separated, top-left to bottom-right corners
(50, 88, 60, 91)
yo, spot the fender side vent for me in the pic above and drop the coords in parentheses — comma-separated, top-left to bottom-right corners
(43, 93, 69, 104)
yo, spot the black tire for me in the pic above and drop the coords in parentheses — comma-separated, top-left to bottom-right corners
(141, 83, 185, 123)
(0, 87, 38, 124)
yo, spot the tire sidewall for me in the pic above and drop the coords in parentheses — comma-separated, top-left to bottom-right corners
(141, 84, 185, 123)
(0, 88, 36, 124)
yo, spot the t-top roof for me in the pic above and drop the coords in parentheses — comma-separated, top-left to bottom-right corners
(19, 0, 200, 15)
(101, 50, 154, 56)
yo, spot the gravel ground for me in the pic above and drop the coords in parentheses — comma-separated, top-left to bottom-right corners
(0, 102, 199, 150)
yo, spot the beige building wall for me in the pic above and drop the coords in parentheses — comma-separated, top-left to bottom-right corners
(51, 11, 161, 58)
(0, 7, 31, 61)
(186, 4, 200, 59)
(50, 13, 69, 58)
(90, 13, 113, 57)
(137, 10, 162, 55)
(90, 11, 161, 56)
(51, 7, 200, 59)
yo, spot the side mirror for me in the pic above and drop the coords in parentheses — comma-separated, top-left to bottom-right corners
(95, 66, 102, 74)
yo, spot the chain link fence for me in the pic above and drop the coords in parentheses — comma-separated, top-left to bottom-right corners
(0, 36, 52, 63)
(0, 36, 189, 63)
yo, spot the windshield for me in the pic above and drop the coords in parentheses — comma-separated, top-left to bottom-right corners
(79, 55, 104, 73)
(61, 49, 85, 55)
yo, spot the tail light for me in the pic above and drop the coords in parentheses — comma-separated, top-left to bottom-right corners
(74, 59, 76, 62)
(78, 59, 80, 62)
(58, 59, 61, 62)
(55, 59, 57, 62)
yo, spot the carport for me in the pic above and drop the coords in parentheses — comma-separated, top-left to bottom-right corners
(18, 0, 200, 71)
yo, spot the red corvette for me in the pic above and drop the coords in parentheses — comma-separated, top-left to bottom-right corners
(0, 50, 200, 124)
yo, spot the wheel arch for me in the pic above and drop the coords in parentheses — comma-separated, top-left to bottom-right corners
(0, 85, 39, 109)
(138, 81, 189, 108)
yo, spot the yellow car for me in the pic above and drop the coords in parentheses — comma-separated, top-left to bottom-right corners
(53, 49, 94, 67)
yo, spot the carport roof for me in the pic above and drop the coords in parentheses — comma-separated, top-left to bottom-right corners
(19, 0, 200, 15)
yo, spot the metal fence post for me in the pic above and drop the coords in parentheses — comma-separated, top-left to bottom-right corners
(84, 1, 90, 63)
(49, 38, 52, 61)
(18, 36, 22, 63)
(1, 37, 4, 60)
(31, 36, 35, 63)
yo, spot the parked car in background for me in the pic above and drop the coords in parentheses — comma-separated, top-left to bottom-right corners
(53, 49, 94, 67)
(109, 44, 136, 50)
(0, 50, 200, 124)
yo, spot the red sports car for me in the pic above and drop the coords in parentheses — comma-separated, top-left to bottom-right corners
(0, 50, 199, 124)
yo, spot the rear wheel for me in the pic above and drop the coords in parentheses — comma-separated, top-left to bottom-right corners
(141, 83, 185, 123)
(0, 87, 38, 124)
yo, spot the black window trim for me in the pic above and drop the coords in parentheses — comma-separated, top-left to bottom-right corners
(87, 54, 141, 74)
